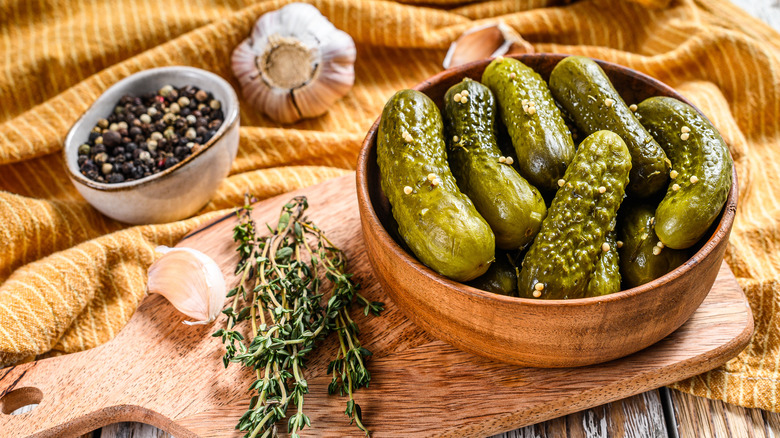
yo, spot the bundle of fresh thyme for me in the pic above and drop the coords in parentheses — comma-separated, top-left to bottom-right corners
(214, 195, 383, 438)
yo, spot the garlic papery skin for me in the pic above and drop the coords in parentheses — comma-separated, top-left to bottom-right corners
(442, 22, 535, 69)
(147, 246, 227, 325)
(232, 3, 356, 124)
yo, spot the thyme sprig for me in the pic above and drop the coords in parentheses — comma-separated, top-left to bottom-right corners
(214, 195, 383, 438)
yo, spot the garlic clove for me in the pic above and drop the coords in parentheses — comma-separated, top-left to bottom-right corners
(231, 3, 356, 124)
(147, 246, 227, 325)
(442, 22, 535, 69)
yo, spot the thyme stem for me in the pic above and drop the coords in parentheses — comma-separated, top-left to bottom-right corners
(213, 195, 384, 438)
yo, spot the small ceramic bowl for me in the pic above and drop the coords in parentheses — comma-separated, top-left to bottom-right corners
(356, 54, 739, 368)
(64, 66, 240, 224)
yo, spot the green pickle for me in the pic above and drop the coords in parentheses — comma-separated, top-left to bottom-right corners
(549, 56, 669, 198)
(443, 78, 547, 250)
(482, 57, 575, 193)
(519, 130, 632, 299)
(377, 89, 495, 282)
(635, 96, 733, 249)
(585, 230, 621, 297)
(467, 251, 518, 297)
(618, 203, 690, 288)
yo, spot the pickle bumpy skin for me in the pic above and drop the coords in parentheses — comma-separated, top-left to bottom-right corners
(443, 78, 547, 250)
(377, 89, 495, 282)
(618, 202, 690, 288)
(585, 230, 621, 297)
(635, 96, 733, 249)
(519, 130, 632, 299)
(482, 57, 575, 193)
(549, 56, 669, 198)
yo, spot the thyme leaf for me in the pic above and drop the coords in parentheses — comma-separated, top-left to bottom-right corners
(216, 195, 382, 437)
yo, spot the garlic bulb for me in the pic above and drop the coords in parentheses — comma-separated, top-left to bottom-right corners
(443, 22, 534, 69)
(232, 3, 356, 124)
(147, 246, 226, 325)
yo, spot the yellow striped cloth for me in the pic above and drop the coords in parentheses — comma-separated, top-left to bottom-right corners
(0, 0, 779, 413)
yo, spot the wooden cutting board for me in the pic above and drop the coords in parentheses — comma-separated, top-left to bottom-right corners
(0, 174, 754, 438)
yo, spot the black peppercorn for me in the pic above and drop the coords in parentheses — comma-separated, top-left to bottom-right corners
(79, 85, 223, 183)
(107, 173, 125, 183)
(164, 157, 180, 169)
(103, 130, 121, 147)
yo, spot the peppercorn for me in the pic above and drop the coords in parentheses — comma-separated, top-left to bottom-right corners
(159, 85, 174, 97)
(103, 130, 121, 147)
(78, 85, 223, 183)
(164, 157, 180, 169)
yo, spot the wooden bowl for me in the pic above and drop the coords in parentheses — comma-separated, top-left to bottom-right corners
(356, 54, 739, 368)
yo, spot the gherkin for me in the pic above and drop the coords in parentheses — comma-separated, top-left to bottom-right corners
(482, 57, 575, 193)
(635, 96, 733, 249)
(443, 78, 547, 250)
(618, 202, 690, 288)
(519, 130, 632, 300)
(549, 56, 669, 198)
(467, 251, 519, 297)
(377, 89, 495, 282)
(585, 230, 621, 297)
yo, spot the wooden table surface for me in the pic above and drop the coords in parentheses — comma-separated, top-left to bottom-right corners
(8, 0, 780, 437)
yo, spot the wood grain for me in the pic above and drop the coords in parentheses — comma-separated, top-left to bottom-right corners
(669, 389, 780, 438)
(0, 175, 752, 438)
(493, 391, 668, 438)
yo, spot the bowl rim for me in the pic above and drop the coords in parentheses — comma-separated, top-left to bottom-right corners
(63, 66, 239, 192)
(356, 52, 739, 308)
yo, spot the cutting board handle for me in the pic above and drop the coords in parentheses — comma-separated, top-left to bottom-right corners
(0, 348, 130, 437)
(0, 296, 196, 438)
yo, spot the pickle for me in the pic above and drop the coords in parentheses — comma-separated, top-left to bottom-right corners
(618, 203, 690, 288)
(377, 89, 495, 282)
(467, 251, 518, 297)
(519, 131, 631, 299)
(482, 57, 575, 193)
(635, 96, 733, 249)
(443, 78, 547, 250)
(549, 56, 669, 198)
(585, 230, 621, 297)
